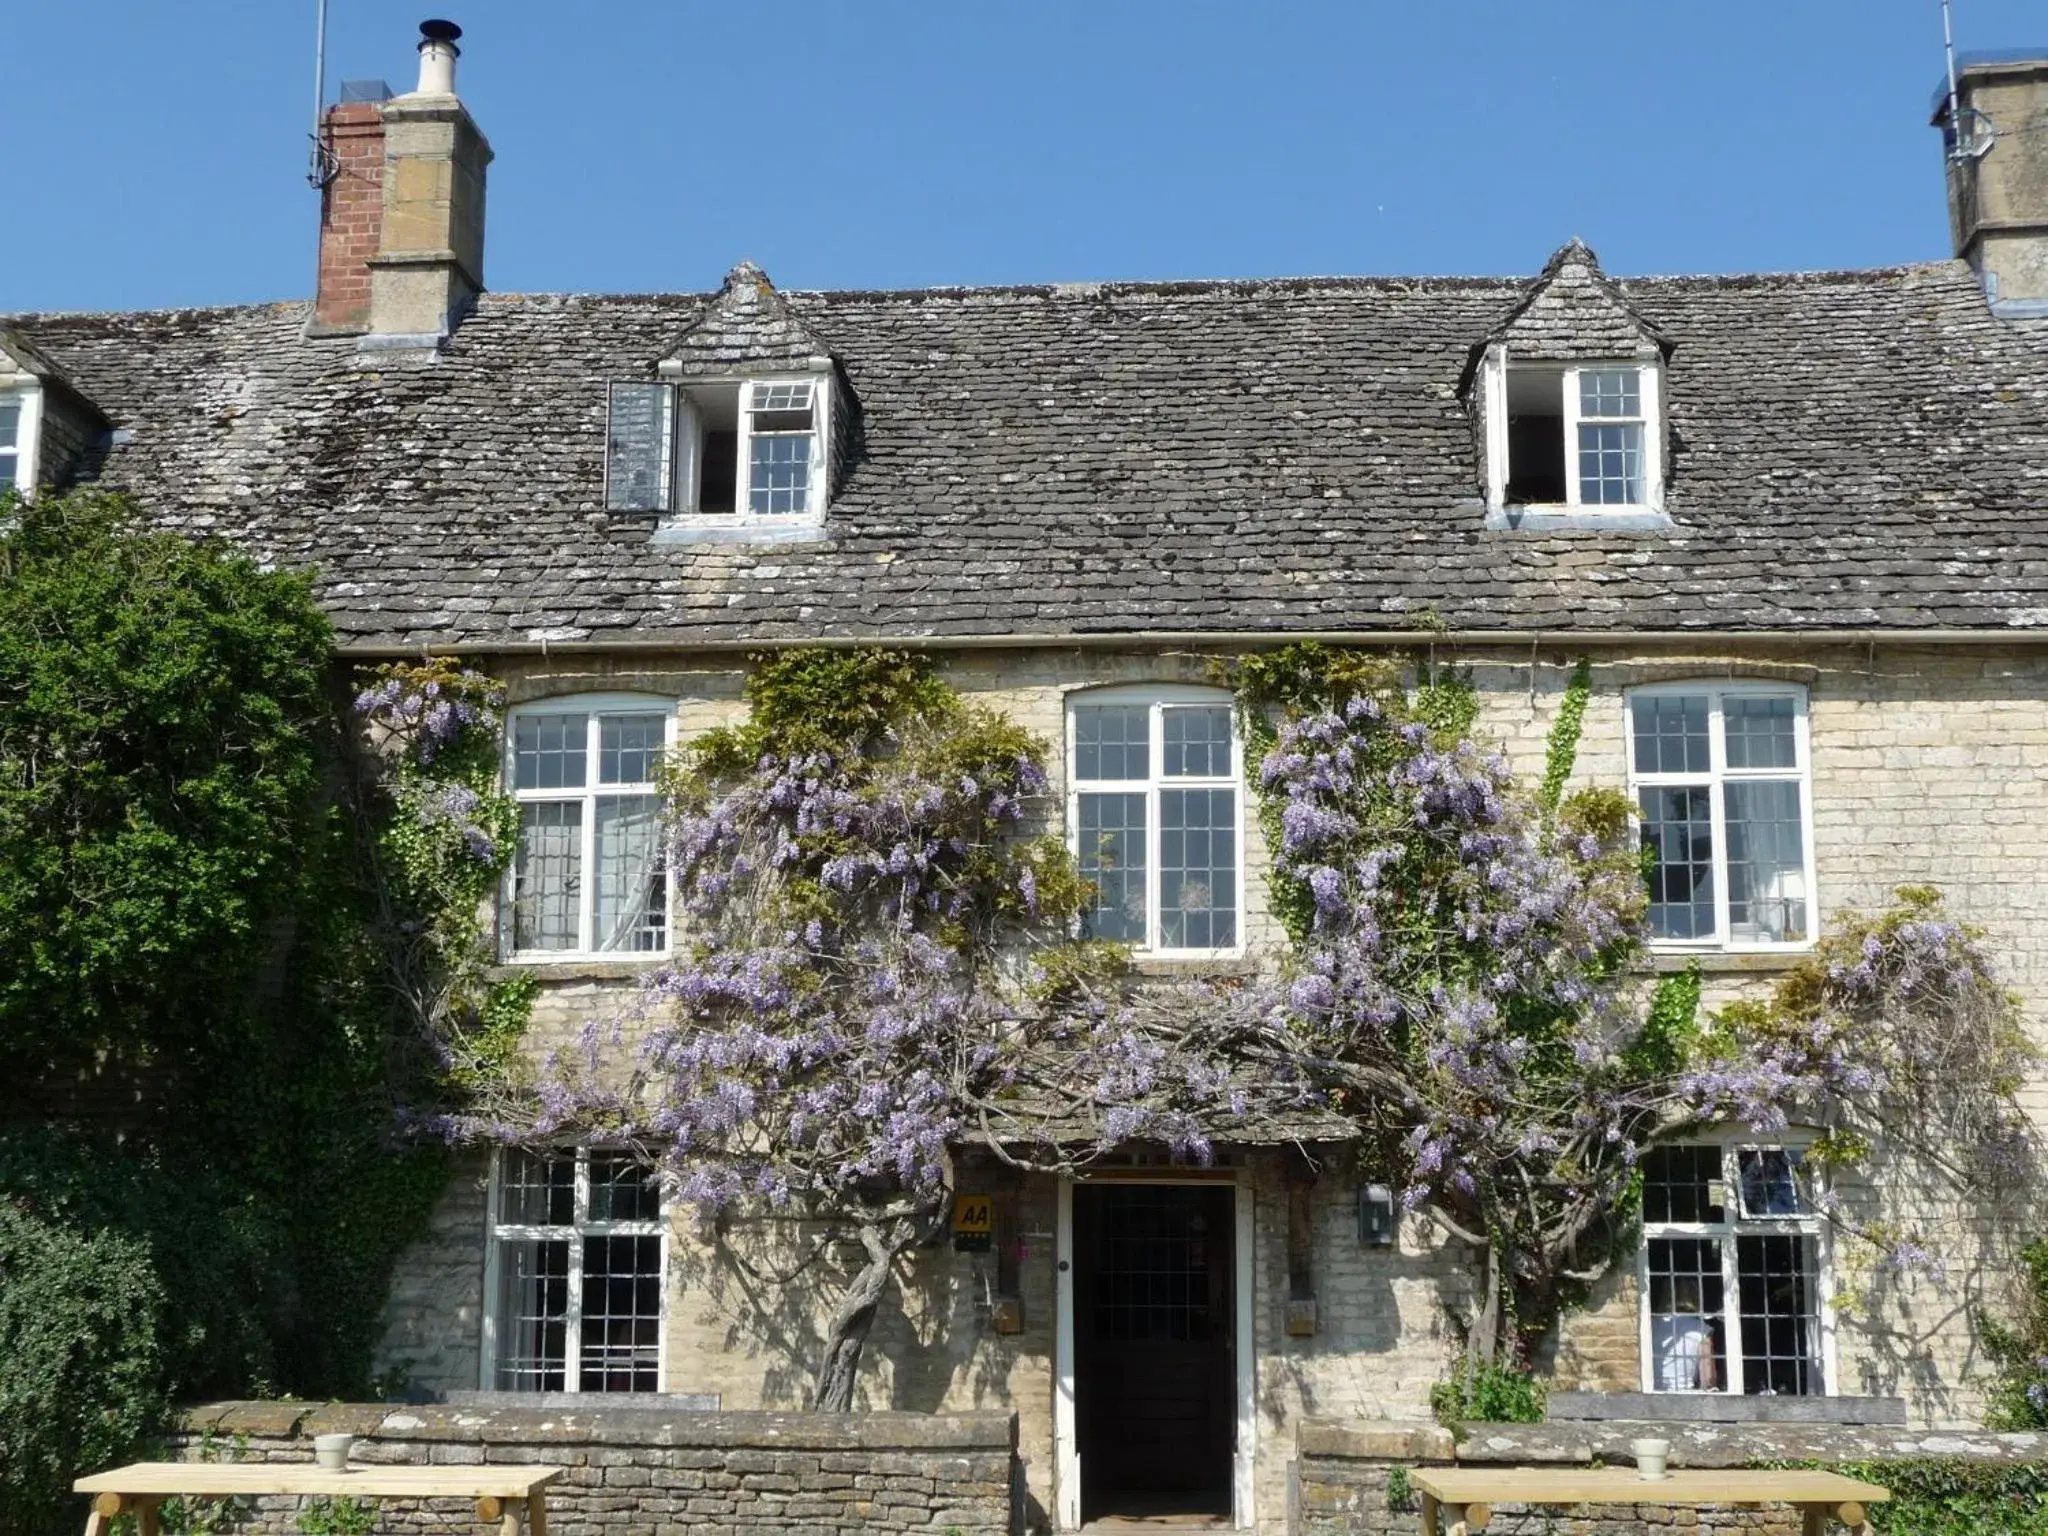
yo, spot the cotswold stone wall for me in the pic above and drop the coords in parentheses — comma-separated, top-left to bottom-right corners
(169, 1400, 1017, 1536)
(1290, 1419, 2048, 1536)
(370, 641, 2048, 1535)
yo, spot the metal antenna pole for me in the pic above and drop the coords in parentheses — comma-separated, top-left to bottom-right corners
(1942, 0, 1966, 159)
(308, 0, 331, 187)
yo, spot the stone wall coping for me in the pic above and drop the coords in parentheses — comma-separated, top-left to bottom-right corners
(180, 1401, 1016, 1452)
(1295, 1417, 2048, 1470)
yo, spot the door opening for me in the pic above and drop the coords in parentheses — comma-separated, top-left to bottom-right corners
(1074, 1182, 1235, 1526)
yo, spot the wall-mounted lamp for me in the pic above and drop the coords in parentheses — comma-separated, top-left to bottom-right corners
(1358, 1184, 1396, 1247)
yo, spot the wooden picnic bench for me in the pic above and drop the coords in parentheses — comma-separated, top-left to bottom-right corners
(73, 1462, 566, 1536)
(1410, 1466, 1889, 1536)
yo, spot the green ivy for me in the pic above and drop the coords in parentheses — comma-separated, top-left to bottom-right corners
(1982, 1238, 2048, 1430)
(1539, 658, 1593, 812)
(0, 494, 477, 1534)
(296, 1498, 376, 1536)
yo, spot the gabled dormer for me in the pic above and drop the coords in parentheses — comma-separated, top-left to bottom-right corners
(1468, 240, 1673, 529)
(0, 330, 111, 497)
(604, 262, 849, 543)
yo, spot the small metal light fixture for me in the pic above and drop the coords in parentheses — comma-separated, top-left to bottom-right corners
(1358, 1184, 1396, 1247)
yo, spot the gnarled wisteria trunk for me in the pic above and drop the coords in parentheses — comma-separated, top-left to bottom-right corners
(812, 1214, 934, 1412)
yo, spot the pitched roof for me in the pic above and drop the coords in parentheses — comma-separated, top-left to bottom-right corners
(9, 248, 2048, 650)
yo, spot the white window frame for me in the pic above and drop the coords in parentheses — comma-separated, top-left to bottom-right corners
(0, 381, 43, 497)
(1625, 681, 1818, 953)
(1064, 684, 1246, 959)
(480, 1146, 670, 1394)
(1482, 348, 1663, 514)
(657, 365, 834, 530)
(503, 693, 678, 962)
(1636, 1136, 1836, 1397)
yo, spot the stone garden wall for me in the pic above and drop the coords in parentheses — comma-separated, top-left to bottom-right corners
(1290, 1418, 2048, 1536)
(169, 1400, 1017, 1536)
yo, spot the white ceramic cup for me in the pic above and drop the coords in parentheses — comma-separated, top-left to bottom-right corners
(313, 1433, 355, 1471)
(1631, 1436, 1671, 1480)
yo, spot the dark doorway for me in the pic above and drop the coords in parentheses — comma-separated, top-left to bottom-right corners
(1074, 1182, 1235, 1525)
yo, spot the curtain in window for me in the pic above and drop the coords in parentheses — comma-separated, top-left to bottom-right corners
(594, 794, 664, 952)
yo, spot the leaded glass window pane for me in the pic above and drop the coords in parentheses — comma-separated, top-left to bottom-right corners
(747, 432, 812, 515)
(599, 713, 666, 784)
(1631, 695, 1710, 775)
(1159, 788, 1236, 951)
(514, 713, 589, 790)
(1078, 791, 1147, 942)
(499, 1149, 575, 1225)
(594, 795, 665, 953)
(1725, 781, 1807, 942)
(1162, 706, 1232, 778)
(1642, 1145, 1725, 1224)
(494, 1238, 569, 1392)
(1646, 1236, 1727, 1392)
(1579, 368, 1641, 418)
(1737, 1149, 1804, 1218)
(0, 402, 18, 492)
(1639, 786, 1715, 940)
(1723, 697, 1797, 769)
(1737, 1234, 1823, 1395)
(588, 1154, 660, 1223)
(1074, 706, 1149, 781)
(579, 1234, 663, 1392)
(1578, 421, 1643, 504)
(515, 801, 583, 950)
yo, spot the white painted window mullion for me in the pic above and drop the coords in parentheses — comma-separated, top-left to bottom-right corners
(564, 1150, 591, 1393)
(1562, 366, 1583, 508)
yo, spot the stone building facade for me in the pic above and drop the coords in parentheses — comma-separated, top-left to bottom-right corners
(11, 23, 2048, 1535)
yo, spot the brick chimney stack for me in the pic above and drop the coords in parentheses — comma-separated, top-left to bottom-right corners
(311, 96, 388, 334)
(310, 20, 491, 342)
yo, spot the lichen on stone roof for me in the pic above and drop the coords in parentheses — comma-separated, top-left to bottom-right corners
(6, 252, 2048, 649)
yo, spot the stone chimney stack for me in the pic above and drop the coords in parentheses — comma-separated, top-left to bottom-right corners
(1936, 53, 2048, 314)
(365, 19, 493, 342)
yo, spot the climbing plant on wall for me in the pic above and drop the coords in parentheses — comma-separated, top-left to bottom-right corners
(535, 647, 1271, 1411)
(1221, 642, 2039, 1372)
(0, 494, 518, 1533)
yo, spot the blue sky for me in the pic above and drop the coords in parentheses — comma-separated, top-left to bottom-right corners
(2, 1, 2040, 311)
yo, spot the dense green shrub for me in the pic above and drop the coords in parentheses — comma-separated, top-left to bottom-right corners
(0, 1202, 168, 1535)
(1428, 1355, 1546, 1435)
(0, 493, 453, 1532)
(1983, 1238, 2048, 1430)
(1769, 1459, 2048, 1535)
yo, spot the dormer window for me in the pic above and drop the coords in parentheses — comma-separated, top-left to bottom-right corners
(0, 398, 21, 491)
(0, 384, 41, 495)
(741, 380, 818, 515)
(604, 374, 832, 531)
(1489, 357, 1660, 514)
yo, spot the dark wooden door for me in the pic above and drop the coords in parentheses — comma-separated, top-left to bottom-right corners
(1075, 1183, 1234, 1519)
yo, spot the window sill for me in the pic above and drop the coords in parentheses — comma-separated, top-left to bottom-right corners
(1485, 504, 1674, 533)
(648, 516, 829, 546)
(1130, 954, 1255, 978)
(491, 956, 670, 984)
(1643, 948, 1812, 975)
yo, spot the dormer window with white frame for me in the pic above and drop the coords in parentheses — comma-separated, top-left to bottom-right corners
(1483, 353, 1663, 518)
(605, 371, 833, 533)
(0, 383, 42, 495)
